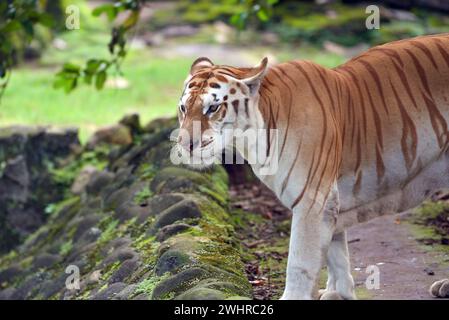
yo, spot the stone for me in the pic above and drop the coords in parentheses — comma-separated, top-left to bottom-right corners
(144, 117, 177, 134)
(114, 284, 138, 300)
(114, 202, 152, 222)
(0, 265, 22, 284)
(150, 167, 209, 194)
(77, 226, 102, 244)
(151, 267, 209, 300)
(0, 116, 252, 301)
(11, 273, 47, 300)
(152, 199, 202, 230)
(0, 287, 17, 300)
(70, 165, 98, 195)
(85, 171, 115, 196)
(0, 126, 80, 253)
(119, 114, 142, 136)
(72, 214, 102, 241)
(39, 274, 67, 299)
(109, 258, 139, 284)
(155, 250, 191, 276)
(155, 223, 192, 242)
(0, 155, 30, 202)
(102, 188, 134, 211)
(92, 282, 128, 300)
(133, 293, 149, 300)
(102, 247, 138, 266)
(88, 270, 103, 285)
(87, 124, 132, 149)
(136, 193, 185, 223)
(32, 253, 61, 270)
(175, 287, 226, 300)
(102, 182, 146, 211)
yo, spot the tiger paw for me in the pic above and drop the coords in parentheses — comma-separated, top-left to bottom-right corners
(318, 290, 344, 300)
(429, 279, 449, 298)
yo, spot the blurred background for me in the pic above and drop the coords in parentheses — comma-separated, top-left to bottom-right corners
(1, 0, 449, 143)
(1, 1, 449, 300)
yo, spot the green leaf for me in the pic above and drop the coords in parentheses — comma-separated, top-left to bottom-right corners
(20, 20, 34, 37)
(256, 8, 269, 22)
(38, 13, 54, 27)
(64, 77, 77, 93)
(92, 4, 117, 21)
(84, 73, 93, 85)
(86, 59, 101, 73)
(122, 10, 139, 29)
(3, 21, 21, 33)
(53, 76, 66, 89)
(95, 71, 107, 90)
(63, 62, 81, 73)
(230, 13, 246, 30)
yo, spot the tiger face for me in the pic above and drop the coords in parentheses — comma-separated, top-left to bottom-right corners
(176, 57, 268, 168)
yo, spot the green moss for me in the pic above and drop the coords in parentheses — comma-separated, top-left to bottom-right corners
(19, 256, 33, 269)
(136, 163, 158, 181)
(134, 186, 153, 206)
(59, 239, 73, 256)
(0, 250, 18, 269)
(355, 285, 375, 300)
(19, 197, 81, 258)
(101, 261, 122, 281)
(48, 145, 110, 193)
(134, 272, 171, 297)
(415, 201, 449, 221)
(98, 219, 119, 244)
(195, 240, 246, 277)
(47, 197, 80, 221)
(133, 234, 160, 272)
(405, 221, 449, 255)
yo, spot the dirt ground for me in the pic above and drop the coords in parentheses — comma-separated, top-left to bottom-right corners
(348, 213, 449, 300)
(230, 180, 449, 300)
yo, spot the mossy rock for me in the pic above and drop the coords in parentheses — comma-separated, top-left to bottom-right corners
(152, 199, 202, 231)
(151, 267, 209, 300)
(155, 250, 192, 276)
(134, 193, 185, 224)
(0, 116, 252, 301)
(150, 167, 211, 193)
(150, 166, 229, 206)
(175, 287, 226, 300)
(155, 223, 192, 242)
(144, 117, 178, 134)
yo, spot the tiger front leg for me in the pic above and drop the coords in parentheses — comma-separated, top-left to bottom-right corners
(280, 193, 336, 300)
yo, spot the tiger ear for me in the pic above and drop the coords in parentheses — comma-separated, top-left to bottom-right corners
(241, 57, 268, 96)
(190, 57, 214, 75)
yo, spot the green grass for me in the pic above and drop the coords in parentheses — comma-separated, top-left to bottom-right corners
(0, 29, 191, 143)
(0, 24, 343, 144)
(0, 55, 190, 143)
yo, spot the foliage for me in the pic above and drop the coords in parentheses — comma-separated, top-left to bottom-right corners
(0, 0, 53, 99)
(54, 0, 145, 93)
(134, 186, 153, 206)
(59, 239, 73, 256)
(229, 0, 279, 30)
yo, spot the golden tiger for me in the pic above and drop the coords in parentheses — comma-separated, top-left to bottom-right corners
(175, 33, 449, 300)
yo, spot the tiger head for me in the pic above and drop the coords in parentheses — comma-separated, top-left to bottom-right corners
(175, 57, 268, 168)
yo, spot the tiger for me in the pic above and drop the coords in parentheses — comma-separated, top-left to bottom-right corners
(175, 33, 449, 300)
